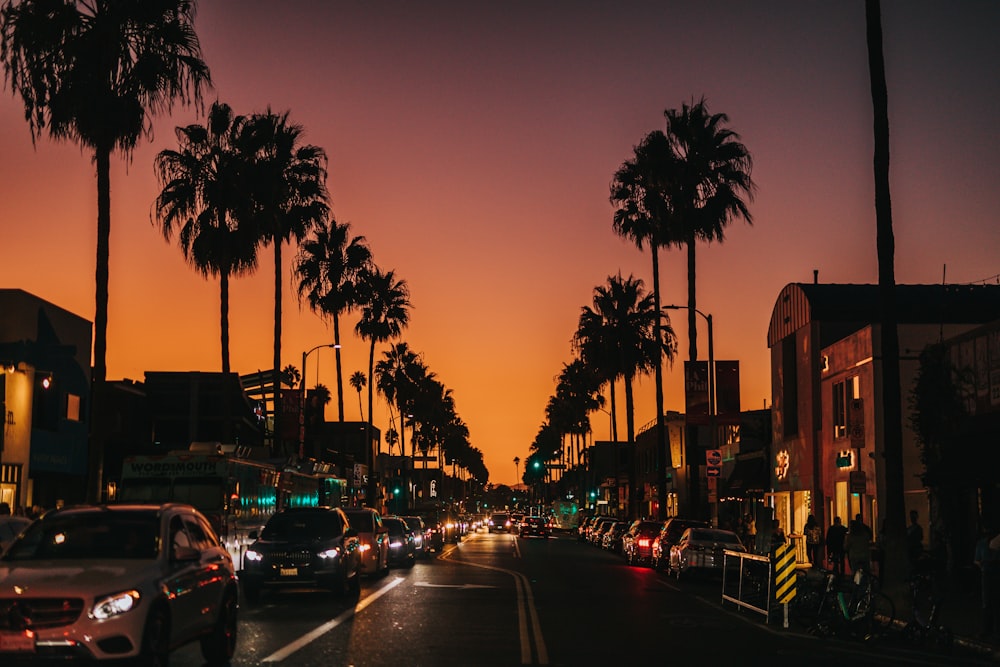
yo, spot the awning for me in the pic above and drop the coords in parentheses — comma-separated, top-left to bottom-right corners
(722, 457, 769, 497)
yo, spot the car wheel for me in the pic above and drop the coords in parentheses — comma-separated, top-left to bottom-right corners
(380, 552, 391, 577)
(200, 590, 238, 665)
(138, 605, 170, 667)
(406, 552, 416, 568)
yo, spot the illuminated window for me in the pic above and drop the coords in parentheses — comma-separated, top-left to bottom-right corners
(66, 394, 81, 422)
(833, 380, 847, 438)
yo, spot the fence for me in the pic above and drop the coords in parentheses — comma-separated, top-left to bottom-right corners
(721, 549, 774, 623)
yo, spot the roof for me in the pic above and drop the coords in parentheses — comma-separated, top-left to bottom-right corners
(768, 283, 1000, 347)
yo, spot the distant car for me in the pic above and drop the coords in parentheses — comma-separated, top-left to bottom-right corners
(383, 516, 417, 567)
(343, 507, 390, 577)
(518, 516, 549, 539)
(622, 520, 662, 565)
(602, 521, 629, 552)
(509, 513, 525, 533)
(651, 518, 710, 570)
(0, 515, 31, 553)
(589, 517, 618, 546)
(488, 513, 511, 534)
(0, 503, 238, 664)
(669, 527, 746, 578)
(401, 515, 431, 558)
(241, 506, 363, 602)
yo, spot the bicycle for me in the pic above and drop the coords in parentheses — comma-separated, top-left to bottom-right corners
(901, 568, 952, 650)
(810, 568, 895, 640)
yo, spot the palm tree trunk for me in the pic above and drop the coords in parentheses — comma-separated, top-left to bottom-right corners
(685, 238, 701, 519)
(89, 145, 112, 503)
(652, 246, 669, 521)
(367, 340, 377, 505)
(220, 270, 231, 374)
(332, 311, 345, 421)
(624, 373, 637, 520)
(273, 239, 283, 455)
(867, 0, 906, 590)
(609, 383, 619, 442)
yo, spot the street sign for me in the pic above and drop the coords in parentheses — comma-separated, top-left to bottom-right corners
(849, 470, 867, 494)
(849, 398, 865, 447)
(706, 466, 721, 477)
(706, 449, 722, 466)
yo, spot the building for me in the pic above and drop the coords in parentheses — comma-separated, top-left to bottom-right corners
(767, 281, 1000, 555)
(0, 289, 92, 511)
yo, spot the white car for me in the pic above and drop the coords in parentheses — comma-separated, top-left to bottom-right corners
(0, 503, 238, 664)
(669, 527, 746, 578)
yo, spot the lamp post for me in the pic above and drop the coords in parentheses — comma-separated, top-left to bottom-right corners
(299, 343, 338, 459)
(664, 305, 715, 519)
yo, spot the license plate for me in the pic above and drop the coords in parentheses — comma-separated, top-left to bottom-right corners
(0, 630, 35, 653)
(279, 567, 298, 576)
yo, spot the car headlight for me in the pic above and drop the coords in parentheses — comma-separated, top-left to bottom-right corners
(389, 540, 403, 548)
(244, 549, 263, 562)
(90, 590, 140, 620)
(318, 547, 341, 559)
(358, 543, 371, 552)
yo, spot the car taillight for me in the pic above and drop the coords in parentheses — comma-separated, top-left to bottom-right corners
(638, 538, 650, 548)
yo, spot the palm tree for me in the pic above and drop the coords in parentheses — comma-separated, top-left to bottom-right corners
(866, 0, 905, 588)
(154, 101, 259, 374)
(355, 266, 411, 501)
(243, 109, 329, 451)
(573, 273, 675, 519)
(349, 370, 367, 421)
(295, 216, 372, 421)
(374, 342, 423, 459)
(1, 0, 211, 501)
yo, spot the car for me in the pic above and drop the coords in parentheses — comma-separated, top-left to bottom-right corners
(342, 507, 390, 577)
(0, 515, 31, 553)
(383, 516, 417, 567)
(0, 503, 238, 664)
(589, 517, 618, 546)
(621, 520, 662, 565)
(602, 520, 630, 552)
(240, 506, 362, 602)
(651, 518, 710, 570)
(518, 516, 549, 538)
(401, 515, 431, 558)
(422, 511, 462, 550)
(669, 527, 746, 579)
(488, 512, 511, 534)
(509, 512, 525, 533)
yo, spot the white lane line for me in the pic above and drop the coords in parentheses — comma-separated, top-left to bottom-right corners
(261, 576, 405, 663)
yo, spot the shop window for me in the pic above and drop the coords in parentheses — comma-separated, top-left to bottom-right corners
(833, 380, 847, 438)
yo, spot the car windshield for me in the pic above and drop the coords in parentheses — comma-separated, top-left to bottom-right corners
(2, 510, 160, 561)
(491, 514, 508, 523)
(689, 529, 741, 544)
(384, 518, 406, 535)
(261, 511, 344, 540)
(402, 517, 423, 531)
(344, 511, 375, 532)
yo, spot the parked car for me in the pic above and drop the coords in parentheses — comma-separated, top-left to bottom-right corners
(669, 527, 746, 578)
(651, 518, 710, 570)
(0, 503, 238, 664)
(589, 517, 618, 546)
(342, 507, 390, 577)
(577, 515, 600, 541)
(383, 516, 417, 567)
(0, 515, 31, 553)
(488, 512, 511, 534)
(401, 515, 431, 558)
(241, 506, 362, 602)
(518, 516, 549, 539)
(622, 520, 662, 565)
(602, 520, 630, 552)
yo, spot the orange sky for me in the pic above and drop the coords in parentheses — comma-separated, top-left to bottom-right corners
(2, 1, 999, 487)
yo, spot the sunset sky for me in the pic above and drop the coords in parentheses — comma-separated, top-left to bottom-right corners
(2, 1, 998, 487)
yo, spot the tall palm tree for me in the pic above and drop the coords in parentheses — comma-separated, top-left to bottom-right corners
(866, 0, 905, 588)
(243, 109, 329, 452)
(574, 273, 675, 519)
(374, 341, 423, 459)
(355, 266, 411, 501)
(662, 98, 754, 519)
(154, 101, 259, 374)
(349, 370, 367, 421)
(295, 216, 372, 421)
(1, 0, 211, 501)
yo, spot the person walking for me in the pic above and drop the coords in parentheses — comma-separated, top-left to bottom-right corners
(825, 516, 848, 576)
(846, 513, 873, 577)
(804, 514, 822, 569)
(906, 509, 924, 572)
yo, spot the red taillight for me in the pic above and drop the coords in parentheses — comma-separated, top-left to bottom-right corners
(638, 538, 650, 548)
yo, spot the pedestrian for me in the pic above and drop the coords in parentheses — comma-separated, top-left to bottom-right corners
(804, 514, 823, 568)
(0, 501, 10, 516)
(974, 524, 1000, 639)
(872, 520, 887, 580)
(825, 516, 848, 576)
(846, 513, 873, 577)
(767, 518, 787, 559)
(906, 509, 924, 570)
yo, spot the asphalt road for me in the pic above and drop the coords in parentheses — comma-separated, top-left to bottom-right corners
(168, 528, 998, 666)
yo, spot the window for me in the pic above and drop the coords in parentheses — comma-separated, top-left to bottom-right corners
(833, 380, 847, 438)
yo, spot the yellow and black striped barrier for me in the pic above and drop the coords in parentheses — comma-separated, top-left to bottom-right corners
(773, 543, 797, 627)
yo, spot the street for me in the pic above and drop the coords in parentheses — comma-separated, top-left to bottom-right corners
(168, 529, 996, 666)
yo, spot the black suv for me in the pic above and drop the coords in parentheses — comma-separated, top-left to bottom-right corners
(241, 507, 362, 602)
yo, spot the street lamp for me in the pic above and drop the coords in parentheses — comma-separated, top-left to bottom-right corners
(664, 305, 715, 519)
(299, 343, 339, 458)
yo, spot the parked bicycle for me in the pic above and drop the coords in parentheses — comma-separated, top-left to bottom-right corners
(810, 568, 895, 640)
(901, 566, 952, 650)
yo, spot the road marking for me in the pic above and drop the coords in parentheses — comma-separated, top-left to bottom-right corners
(413, 582, 497, 589)
(440, 547, 548, 664)
(261, 576, 405, 663)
